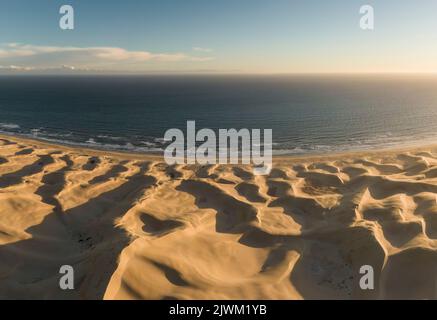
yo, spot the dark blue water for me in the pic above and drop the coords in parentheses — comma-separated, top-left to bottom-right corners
(1, 74, 437, 155)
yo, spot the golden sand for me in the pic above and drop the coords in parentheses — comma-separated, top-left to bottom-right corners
(0, 134, 437, 299)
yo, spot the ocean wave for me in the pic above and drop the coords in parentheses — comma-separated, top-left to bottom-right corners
(0, 123, 20, 130)
(154, 137, 166, 144)
(96, 134, 124, 141)
(6, 131, 163, 154)
(4, 125, 437, 157)
(252, 142, 279, 147)
(273, 148, 306, 155)
(31, 128, 74, 139)
(140, 141, 160, 147)
(68, 138, 163, 153)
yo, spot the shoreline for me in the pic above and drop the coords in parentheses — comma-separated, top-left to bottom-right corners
(2, 132, 437, 163)
(0, 133, 163, 162)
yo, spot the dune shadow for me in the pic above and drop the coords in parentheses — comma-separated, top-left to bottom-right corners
(0, 161, 156, 299)
(141, 213, 183, 236)
(0, 153, 56, 188)
(88, 161, 129, 185)
(177, 179, 258, 234)
(145, 258, 190, 287)
(0, 139, 16, 146)
(15, 148, 34, 156)
(82, 157, 101, 171)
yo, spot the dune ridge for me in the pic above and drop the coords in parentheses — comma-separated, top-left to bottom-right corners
(0, 135, 437, 300)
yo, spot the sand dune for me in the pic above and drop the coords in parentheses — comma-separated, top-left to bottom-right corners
(1, 135, 437, 299)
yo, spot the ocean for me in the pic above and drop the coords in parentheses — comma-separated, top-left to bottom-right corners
(1, 74, 437, 155)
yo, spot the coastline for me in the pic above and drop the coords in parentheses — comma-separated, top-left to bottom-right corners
(3, 131, 437, 163)
(0, 133, 164, 161)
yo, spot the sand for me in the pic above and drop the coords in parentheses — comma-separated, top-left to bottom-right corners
(0, 134, 437, 300)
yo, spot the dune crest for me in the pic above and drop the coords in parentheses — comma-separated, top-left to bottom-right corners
(1, 135, 437, 300)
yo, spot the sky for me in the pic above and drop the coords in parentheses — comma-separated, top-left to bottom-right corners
(1, 0, 437, 74)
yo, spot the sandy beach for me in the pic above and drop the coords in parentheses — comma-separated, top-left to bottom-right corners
(0, 133, 437, 300)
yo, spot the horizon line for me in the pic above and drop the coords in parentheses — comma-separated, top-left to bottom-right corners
(2, 71, 437, 77)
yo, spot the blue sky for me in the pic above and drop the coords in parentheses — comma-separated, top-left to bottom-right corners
(1, 0, 437, 73)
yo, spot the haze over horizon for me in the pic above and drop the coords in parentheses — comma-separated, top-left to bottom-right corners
(1, 0, 437, 74)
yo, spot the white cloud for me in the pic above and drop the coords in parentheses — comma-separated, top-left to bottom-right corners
(193, 47, 213, 53)
(61, 65, 75, 70)
(0, 65, 35, 71)
(0, 64, 97, 73)
(0, 43, 183, 61)
(0, 43, 215, 71)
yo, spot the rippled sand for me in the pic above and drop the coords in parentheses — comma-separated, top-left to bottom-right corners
(0, 134, 437, 300)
